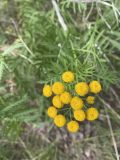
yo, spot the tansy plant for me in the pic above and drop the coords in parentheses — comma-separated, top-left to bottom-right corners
(43, 71, 102, 133)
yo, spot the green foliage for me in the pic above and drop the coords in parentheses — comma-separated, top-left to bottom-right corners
(0, 0, 120, 159)
(17, 0, 120, 87)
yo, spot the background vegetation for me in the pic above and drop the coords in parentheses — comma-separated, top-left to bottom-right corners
(0, 0, 120, 159)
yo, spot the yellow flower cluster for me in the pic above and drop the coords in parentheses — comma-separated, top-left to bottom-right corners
(43, 71, 102, 133)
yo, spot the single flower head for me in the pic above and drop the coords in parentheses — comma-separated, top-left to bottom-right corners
(74, 110, 86, 121)
(86, 107, 99, 121)
(52, 82, 64, 94)
(43, 85, 52, 97)
(60, 91, 72, 104)
(67, 120, 79, 133)
(47, 106, 57, 118)
(70, 96, 84, 110)
(86, 96, 95, 104)
(75, 82, 89, 96)
(62, 71, 75, 83)
(52, 95, 63, 108)
(54, 114, 66, 127)
(89, 81, 102, 94)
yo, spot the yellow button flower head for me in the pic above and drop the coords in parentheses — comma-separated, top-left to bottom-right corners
(54, 114, 66, 127)
(60, 91, 72, 104)
(89, 80, 102, 94)
(52, 82, 64, 94)
(62, 71, 74, 83)
(52, 95, 63, 108)
(43, 85, 52, 97)
(67, 120, 79, 133)
(74, 110, 85, 121)
(75, 82, 89, 96)
(47, 106, 57, 118)
(86, 96, 95, 104)
(86, 107, 99, 121)
(70, 97, 84, 110)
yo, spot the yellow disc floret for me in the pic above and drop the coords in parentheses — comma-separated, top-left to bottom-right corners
(52, 82, 64, 94)
(70, 97, 84, 110)
(75, 82, 89, 96)
(89, 81, 102, 94)
(86, 107, 99, 121)
(54, 114, 66, 127)
(74, 110, 86, 121)
(47, 106, 57, 118)
(60, 92, 72, 104)
(62, 71, 75, 83)
(52, 95, 63, 108)
(67, 120, 79, 132)
(86, 96, 95, 104)
(43, 85, 52, 97)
